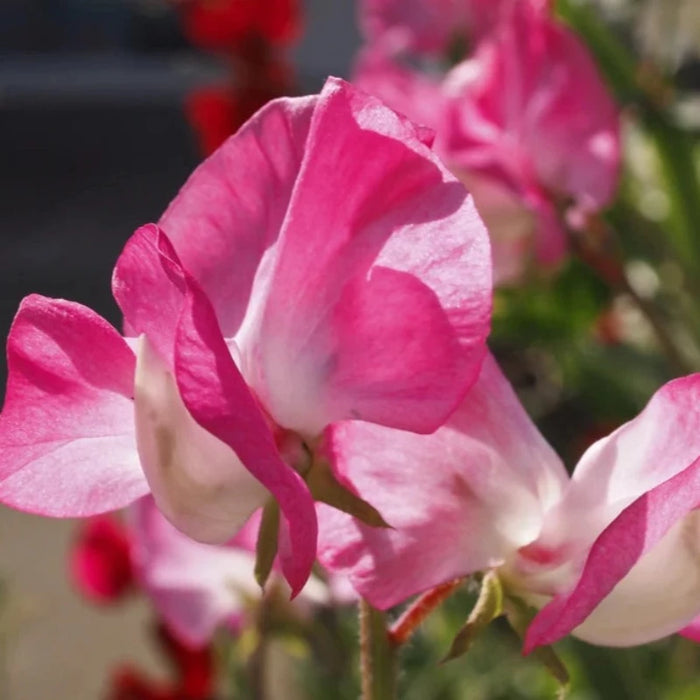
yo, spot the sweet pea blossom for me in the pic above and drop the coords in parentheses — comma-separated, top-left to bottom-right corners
(359, 0, 506, 57)
(353, 0, 620, 283)
(439, 0, 620, 280)
(131, 498, 337, 648)
(318, 354, 700, 649)
(0, 78, 491, 594)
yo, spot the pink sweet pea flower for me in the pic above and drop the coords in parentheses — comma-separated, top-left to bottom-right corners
(130, 497, 336, 648)
(438, 0, 620, 280)
(318, 355, 700, 649)
(0, 78, 491, 594)
(359, 0, 506, 56)
(353, 1, 620, 284)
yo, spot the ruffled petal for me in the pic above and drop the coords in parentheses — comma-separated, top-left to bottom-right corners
(242, 77, 491, 436)
(156, 95, 316, 338)
(0, 295, 147, 514)
(318, 354, 567, 609)
(536, 375, 700, 557)
(525, 456, 700, 651)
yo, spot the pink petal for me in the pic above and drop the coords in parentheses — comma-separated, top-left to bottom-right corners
(352, 45, 444, 133)
(318, 354, 567, 609)
(360, 0, 505, 55)
(538, 375, 700, 555)
(0, 295, 147, 515)
(146, 233, 318, 595)
(525, 456, 700, 651)
(113, 223, 185, 365)
(242, 77, 491, 435)
(439, 2, 619, 262)
(130, 497, 260, 647)
(680, 616, 700, 643)
(134, 334, 268, 544)
(156, 95, 317, 338)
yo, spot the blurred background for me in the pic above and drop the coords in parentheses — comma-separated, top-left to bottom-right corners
(3, 1, 700, 698)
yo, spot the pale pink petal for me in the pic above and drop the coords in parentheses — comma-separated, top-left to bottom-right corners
(134, 335, 268, 544)
(241, 77, 491, 436)
(525, 457, 700, 651)
(571, 510, 700, 646)
(318, 354, 567, 609)
(130, 497, 259, 647)
(0, 296, 147, 515)
(156, 95, 317, 338)
(536, 375, 700, 556)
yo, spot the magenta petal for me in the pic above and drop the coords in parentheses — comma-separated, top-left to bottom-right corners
(525, 457, 700, 652)
(680, 616, 700, 643)
(143, 243, 318, 595)
(360, 0, 504, 54)
(113, 223, 185, 364)
(246, 77, 491, 435)
(0, 295, 147, 515)
(157, 95, 317, 338)
(318, 354, 567, 609)
(352, 44, 445, 133)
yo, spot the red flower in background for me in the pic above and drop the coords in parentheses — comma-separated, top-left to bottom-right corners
(179, 0, 301, 51)
(108, 624, 214, 700)
(177, 1, 300, 156)
(71, 515, 134, 604)
(186, 39, 293, 155)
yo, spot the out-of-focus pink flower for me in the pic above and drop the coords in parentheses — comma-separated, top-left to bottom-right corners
(353, 1, 620, 284)
(319, 355, 700, 649)
(178, 0, 301, 51)
(0, 78, 491, 595)
(130, 497, 334, 648)
(359, 0, 506, 56)
(439, 1, 620, 280)
(71, 515, 134, 604)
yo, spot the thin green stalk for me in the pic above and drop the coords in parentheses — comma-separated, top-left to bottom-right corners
(359, 599, 397, 700)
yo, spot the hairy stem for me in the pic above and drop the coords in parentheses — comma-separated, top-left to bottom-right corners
(359, 599, 397, 700)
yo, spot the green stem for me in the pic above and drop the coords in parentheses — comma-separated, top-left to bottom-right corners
(359, 599, 397, 700)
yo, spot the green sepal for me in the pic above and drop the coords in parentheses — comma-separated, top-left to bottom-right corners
(504, 596, 570, 696)
(254, 499, 280, 589)
(441, 571, 504, 663)
(306, 457, 390, 528)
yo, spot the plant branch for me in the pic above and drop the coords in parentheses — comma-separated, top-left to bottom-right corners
(359, 599, 397, 700)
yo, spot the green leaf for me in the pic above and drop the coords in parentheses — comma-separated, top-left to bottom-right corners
(306, 457, 390, 528)
(441, 571, 504, 663)
(254, 499, 280, 589)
